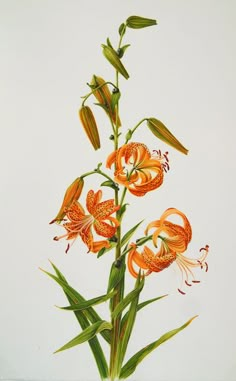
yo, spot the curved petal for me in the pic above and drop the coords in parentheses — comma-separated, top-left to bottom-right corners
(159, 208, 192, 243)
(93, 200, 120, 220)
(86, 189, 102, 214)
(94, 220, 117, 238)
(106, 150, 117, 169)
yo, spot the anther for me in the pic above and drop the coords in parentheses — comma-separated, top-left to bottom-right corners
(192, 280, 201, 283)
(185, 280, 192, 287)
(65, 243, 70, 254)
(205, 262, 208, 272)
(178, 288, 186, 295)
(197, 260, 203, 269)
(53, 236, 59, 241)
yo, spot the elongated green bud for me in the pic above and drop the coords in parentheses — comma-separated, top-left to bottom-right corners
(147, 118, 188, 155)
(126, 16, 157, 29)
(79, 106, 100, 150)
(50, 177, 84, 224)
(102, 44, 129, 79)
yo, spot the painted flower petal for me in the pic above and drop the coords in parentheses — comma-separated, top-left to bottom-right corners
(94, 220, 117, 238)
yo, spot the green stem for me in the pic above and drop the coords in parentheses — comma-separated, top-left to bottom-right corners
(81, 169, 115, 184)
(109, 27, 127, 381)
(81, 81, 118, 106)
(125, 117, 148, 144)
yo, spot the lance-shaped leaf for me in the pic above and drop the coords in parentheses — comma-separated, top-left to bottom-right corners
(48, 262, 109, 379)
(102, 44, 129, 79)
(116, 274, 144, 373)
(147, 118, 188, 155)
(41, 266, 111, 344)
(126, 16, 157, 29)
(97, 241, 117, 258)
(120, 316, 197, 379)
(58, 290, 116, 311)
(107, 256, 126, 293)
(117, 44, 131, 59)
(100, 180, 119, 191)
(121, 220, 144, 248)
(111, 90, 121, 112)
(79, 105, 100, 150)
(54, 321, 112, 354)
(112, 278, 144, 319)
(121, 294, 168, 331)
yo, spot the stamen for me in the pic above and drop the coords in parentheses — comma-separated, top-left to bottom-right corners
(205, 262, 208, 272)
(65, 243, 70, 254)
(53, 236, 59, 241)
(185, 280, 192, 287)
(164, 152, 169, 162)
(197, 260, 203, 269)
(49, 218, 66, 224)
(178, 288, 186, 295)
(192, 280, 200, 283)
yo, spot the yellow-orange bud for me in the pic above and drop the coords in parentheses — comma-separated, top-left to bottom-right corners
(91, 75, 121, 127)
(147, 118, 188, 155)
(50, 177, 84, 224)
(79, 105, 100, 150)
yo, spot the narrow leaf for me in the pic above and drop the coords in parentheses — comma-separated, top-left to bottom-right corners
(121, 294, 168, 329)
(54, 321, 112, 354)
(58, 290, 116, 311)
(107, 256, 126, 293)
(121, 220, 144, 247)
(120, 316, 198, 379)
(100, 180, 119, 190)
(112, 279, 144, 319)
(97, 241, 117, 258)
(42, 266, 111, 344)
(110, 90, 121, 112)
(48, 262, 109, 379)
(118, 44, 131, 58)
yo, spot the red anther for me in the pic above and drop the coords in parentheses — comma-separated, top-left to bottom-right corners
(65, 243, 70, 254)
(206, 244, 209, 249)
(166, 151, 169, 155)
(165, 162, 170, 170)
(50, 218, 66, 224)
(53, 236, 59, 241)
(158, 149, 161, 155)
(178, 288, 186, 295)
(185, 280, 192, 287)
(205, 262, 208, 272)
(163, 153, 169, 162)
(163, 166, 167, 173)
(49, 219, 57, 224)
(197, 260, 203, 269)
(192, 280, 201, 283)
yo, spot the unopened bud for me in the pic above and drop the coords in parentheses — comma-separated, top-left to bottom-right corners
(126, 16, 157, 29)
(147, 118, 188, 155)
(79, 106, 100, 150)
(50, 177, 84, 224)
(102, 44, 129, 80)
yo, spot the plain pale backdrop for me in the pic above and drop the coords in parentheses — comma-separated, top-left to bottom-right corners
(1, 0, 236, 380)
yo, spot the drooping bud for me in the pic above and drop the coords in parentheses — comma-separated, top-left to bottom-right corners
(102, 44, 129, 79)
(90, 75, 121, 127)
(79, 106, 100, 150)
(126, 16, 157, 29)
(50, 177, 84, 224)
(147, 118, 188, 155)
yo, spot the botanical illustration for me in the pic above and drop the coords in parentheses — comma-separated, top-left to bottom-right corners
(42, 15, 209, 380)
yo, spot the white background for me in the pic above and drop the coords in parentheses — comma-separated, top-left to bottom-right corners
(1, 1, 236, 380)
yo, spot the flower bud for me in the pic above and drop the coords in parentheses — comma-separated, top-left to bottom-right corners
(102, 44, 129, 79)
(126, 16, 157, 29)
(147, 118, 188, 155)
(91, 75, 121, 127)
(50, 177, 84, 224)
(79, 105, 100, 150)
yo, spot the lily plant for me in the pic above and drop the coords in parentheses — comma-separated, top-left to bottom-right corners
(42, 15, 209, 381)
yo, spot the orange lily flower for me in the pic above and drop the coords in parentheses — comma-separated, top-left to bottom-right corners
(106, 142, 168, 196)
(128, 208, 209, 294)
(53, 189, 120, 253)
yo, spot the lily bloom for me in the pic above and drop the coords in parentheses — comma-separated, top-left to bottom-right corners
(128, 208, 209, 294)
(53, 189, 120, 253)
(106, 142, 168, 196)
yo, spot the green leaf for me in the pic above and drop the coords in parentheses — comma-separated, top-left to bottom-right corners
(118, 44, 131, 58)
(116, 274, 143, 373)
(102, 44, 129, 80)
(107, 256, 126, 293)
(118, 23, 126, 36)
(111, 90, 121, 112)
(112, 278, 144, 319)
(47, 262, 109, 379)
(121, 220, 144, 248)
(58, 290, 116, 311)
(41, 265, 111, 344)
(97, 241, 117, 258)
(100, 180, 119, 190)
(117, 203, 129, 221)
(121, 294, 168, 330)
(120, 316, 198, 379)
(54, 321, 112, 354)
(106, 37, 114, 49)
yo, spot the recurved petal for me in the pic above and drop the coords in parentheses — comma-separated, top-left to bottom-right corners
(86, 190, 102, 214)
(94, 220, 117, 238)
(93, 199, 119, 219)
(160, 208, 192, 243)
(106, 150, 117, 169)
